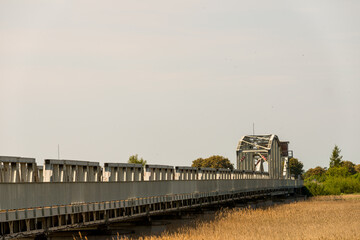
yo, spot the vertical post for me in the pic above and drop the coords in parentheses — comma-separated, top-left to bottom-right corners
(94, 166, 99, 182)
(119, 167, 125, 181)
(20, 163, 27, 182)
(0, 163, 3, 182)
(78, 166, 84, 182)
(134, 167, 139, 181)
(110, 167, 115, 182)
(71, 165, 77, 182)
(84, 166, 88, 182)
(59, 165, 64, 182)
(27, 163, 34, 182)
(66, 165, 71, 182)
(11, 162, 20, 182)
(126, 167, 132, 181)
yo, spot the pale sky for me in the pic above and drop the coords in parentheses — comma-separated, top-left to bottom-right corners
(1, 1, 359, 170)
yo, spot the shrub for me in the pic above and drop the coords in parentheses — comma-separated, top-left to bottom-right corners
(326, 166, 350, 178)
(325, 177, 360, 194)
(355, 164, 360, 173)
(341, 161, 356, 175)
(305, 181, 327, 196)
(304, 166, 326, 182)
(305, 175, 360, 196)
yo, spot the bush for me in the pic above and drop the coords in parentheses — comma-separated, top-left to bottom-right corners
(304, 166, 327, 182)
(341, 161, 356, 175)
(355, 164, 360, 173)
(305, 181, 327, 196)
(352, 173, 360, 180)
(326, 166, 350, 178)
(305, 176, 360, 196)
(305, 145, 360, 196)
(305, 174, 326, 182)
(325, 177, 360, 194)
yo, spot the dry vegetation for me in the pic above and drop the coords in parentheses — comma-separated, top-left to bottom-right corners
(128, 195, 360, 240)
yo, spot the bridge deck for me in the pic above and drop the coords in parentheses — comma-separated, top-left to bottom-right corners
(0, 179, 303, 239)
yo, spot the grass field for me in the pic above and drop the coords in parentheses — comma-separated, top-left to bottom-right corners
(126, 195, 360, 240)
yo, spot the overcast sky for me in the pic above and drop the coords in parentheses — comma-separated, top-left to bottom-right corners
(0, 1, 359, 170)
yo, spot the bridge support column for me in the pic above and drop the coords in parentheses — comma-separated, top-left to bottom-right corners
(9, 222, 14, 234)
(144, 205, 149, 215)
(26, 219, 30, 232)
(58, 216, 62, 226)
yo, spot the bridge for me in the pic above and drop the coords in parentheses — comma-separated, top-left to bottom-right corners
(0, 135, 303, 239)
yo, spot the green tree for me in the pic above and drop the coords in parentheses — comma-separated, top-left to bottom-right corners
(355, 164, 360, 173)
(191, 155, 234, 170)
(304, 166, 326, 181)
(329, 145, 343, 168)
(192, 158, 206, 168)
(289, 158, 304, 178)
(326, 166, 350, 177)
(341, 161, 356, 175)
(128, 154, 147, 166)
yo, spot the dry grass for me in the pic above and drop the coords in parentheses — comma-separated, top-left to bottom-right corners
(127, 195, 360, 240)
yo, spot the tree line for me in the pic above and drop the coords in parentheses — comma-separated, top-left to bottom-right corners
(127, 154, 234, 169)
(303, 145, 360, 195)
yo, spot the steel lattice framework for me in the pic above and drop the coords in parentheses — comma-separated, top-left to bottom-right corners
(236, 134, 292, 179)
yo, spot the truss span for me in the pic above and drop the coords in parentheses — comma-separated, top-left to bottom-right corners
(236, 134, 292, 179)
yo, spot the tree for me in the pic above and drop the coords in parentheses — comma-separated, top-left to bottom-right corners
(191, 155, 234, 170)
(128, 154, 147, 166)
(326, 166, 350, 177)
(329, 145, 343, 168)
(192, 158, 206, 168)
(355, 164, 360, 173)
(341, 161, 356, 175)
(304, 166, 326, 181)
(289, 158, 304, 178)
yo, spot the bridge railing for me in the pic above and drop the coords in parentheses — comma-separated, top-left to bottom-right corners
(103, 163, 143, 182)
(0, 156, 40, 183)
(198, 167, 217, 179)
(1, 156, 291, 183)
(216, 168, 232, 179)
(43, 159, 101, 182)
(175, 166, 198, 180)
(144, 164, 174, 181)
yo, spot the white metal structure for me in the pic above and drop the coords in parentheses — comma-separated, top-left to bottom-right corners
(236, 134, 291, 179)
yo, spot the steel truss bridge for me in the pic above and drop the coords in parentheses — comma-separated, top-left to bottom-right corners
(0, 134, 303, 239)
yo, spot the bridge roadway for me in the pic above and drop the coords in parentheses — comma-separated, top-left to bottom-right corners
(0, 178, 303, 239)
(0, 155, 303, 239)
